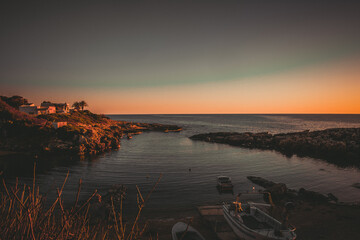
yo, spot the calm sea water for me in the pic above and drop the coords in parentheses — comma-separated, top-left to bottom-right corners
(2, 114, 360, 216)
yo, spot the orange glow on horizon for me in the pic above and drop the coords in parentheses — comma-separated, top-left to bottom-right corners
(2, 57, 360, 114)
(92, 58, 360, 114)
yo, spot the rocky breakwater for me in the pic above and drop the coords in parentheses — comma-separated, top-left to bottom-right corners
(190, 128, 360, 167)
(246, 176, 336, 204)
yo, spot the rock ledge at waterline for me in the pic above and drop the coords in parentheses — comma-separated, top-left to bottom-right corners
(190, 128, 360, 167)
(0, 98, 181, 157)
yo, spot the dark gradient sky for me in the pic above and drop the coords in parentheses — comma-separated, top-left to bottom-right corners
(1, 1, 360, 113)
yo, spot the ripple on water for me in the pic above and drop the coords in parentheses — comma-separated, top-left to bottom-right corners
(3, 114, 360, 212)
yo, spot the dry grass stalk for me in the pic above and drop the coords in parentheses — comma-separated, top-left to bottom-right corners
(0, 165, 161, 240)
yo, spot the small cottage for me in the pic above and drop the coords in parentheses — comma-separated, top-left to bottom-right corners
(19, 104, 38, 115)
(37, 106, 56, 115)
(52, 122, 68, 129)
(41, 101, 70, 113)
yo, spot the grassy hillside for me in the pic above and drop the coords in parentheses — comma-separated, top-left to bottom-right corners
(0, 96, 180, 156)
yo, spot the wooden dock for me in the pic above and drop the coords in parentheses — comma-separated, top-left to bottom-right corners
(145, 205, 242, 239)
(197, 205, 239, 240)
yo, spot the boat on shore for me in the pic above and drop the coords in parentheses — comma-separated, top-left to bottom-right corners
(217, 176, 234, 191)
(223, 202, 296, 240)
(171, 222, 205, 240)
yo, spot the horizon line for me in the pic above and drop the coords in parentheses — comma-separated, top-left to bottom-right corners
(103, 113, 360, 115)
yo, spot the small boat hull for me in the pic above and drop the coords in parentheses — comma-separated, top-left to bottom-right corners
(172, 222, 206, 240)
(223, 204, 296, 240)
(223, 205, 261, 240)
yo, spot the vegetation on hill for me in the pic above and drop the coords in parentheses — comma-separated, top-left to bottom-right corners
(72, 100, 88, 111)
(0, 95, 29, 109)
(0, 95, 181, 156)
(38, 110, 110, 125)
(0, 98, 45, 126)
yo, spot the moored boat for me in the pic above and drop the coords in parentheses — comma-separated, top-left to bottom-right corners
(171, 222, 206, 240)
(223, 202, 296, 240)
(217, 176, 234, 190)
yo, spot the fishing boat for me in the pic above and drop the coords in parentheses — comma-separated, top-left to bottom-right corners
(171, 222, 206, 240)
(223, 202, 296, 240)
(217, 176, 234, 190)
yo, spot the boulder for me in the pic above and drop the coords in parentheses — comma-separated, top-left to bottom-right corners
(267, 183, 287, 197)
(298, 188, 329, 203)
(247, 176, 276, 188)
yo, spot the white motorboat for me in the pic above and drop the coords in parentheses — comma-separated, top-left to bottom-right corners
(217, 176, 234, 190)
(223, 202, 296, 240)
(171, 222, 205, 240)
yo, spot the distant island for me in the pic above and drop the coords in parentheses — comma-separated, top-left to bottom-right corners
(0, 95, 181, 157)
(190, 128, 360, 167)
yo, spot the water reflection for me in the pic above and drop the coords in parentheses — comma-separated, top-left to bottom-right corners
(1, 115, 360, 216)
(0, 154, 75, 178)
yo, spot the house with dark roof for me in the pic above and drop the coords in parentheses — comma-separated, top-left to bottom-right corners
(41, 101, 70, 113)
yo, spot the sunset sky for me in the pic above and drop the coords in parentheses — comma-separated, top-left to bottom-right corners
(1, 1, 360, 114)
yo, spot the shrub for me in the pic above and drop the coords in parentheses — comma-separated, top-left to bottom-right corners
(0, 167, 162, 239)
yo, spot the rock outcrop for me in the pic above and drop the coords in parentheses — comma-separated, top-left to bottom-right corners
(247, 176, 337, 204)
(0, 99, 181, 156)
(247, 176, 289, 203)
(190, 128, 360, 167)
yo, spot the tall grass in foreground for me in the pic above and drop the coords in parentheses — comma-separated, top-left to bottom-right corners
(0, 166, 161, 240)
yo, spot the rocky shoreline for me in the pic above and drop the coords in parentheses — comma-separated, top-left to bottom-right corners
(88, 176, 360, 240)
(0, 98, 181, 156)
(245, 176, 360, 240)
(246, 176, 339, 204)
(1, 118, 181, 156)
(190, 128, 360, 167)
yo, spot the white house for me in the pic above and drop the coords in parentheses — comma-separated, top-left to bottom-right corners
(37, 105, 56, 115)
(41, 101, 70, 113)
(19, 103, 56, 115)
(54, 103, 70, 113)
(19, 103, 38, 115)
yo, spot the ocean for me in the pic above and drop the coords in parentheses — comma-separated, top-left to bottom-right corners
(2, 114, 360, 216)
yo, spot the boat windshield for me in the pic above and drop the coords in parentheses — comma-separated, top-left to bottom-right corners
(218, 177, 231, 183)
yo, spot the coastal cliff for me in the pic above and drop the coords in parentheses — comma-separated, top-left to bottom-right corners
(190, 128, 360, 167)
(0, 98, 181, 156)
